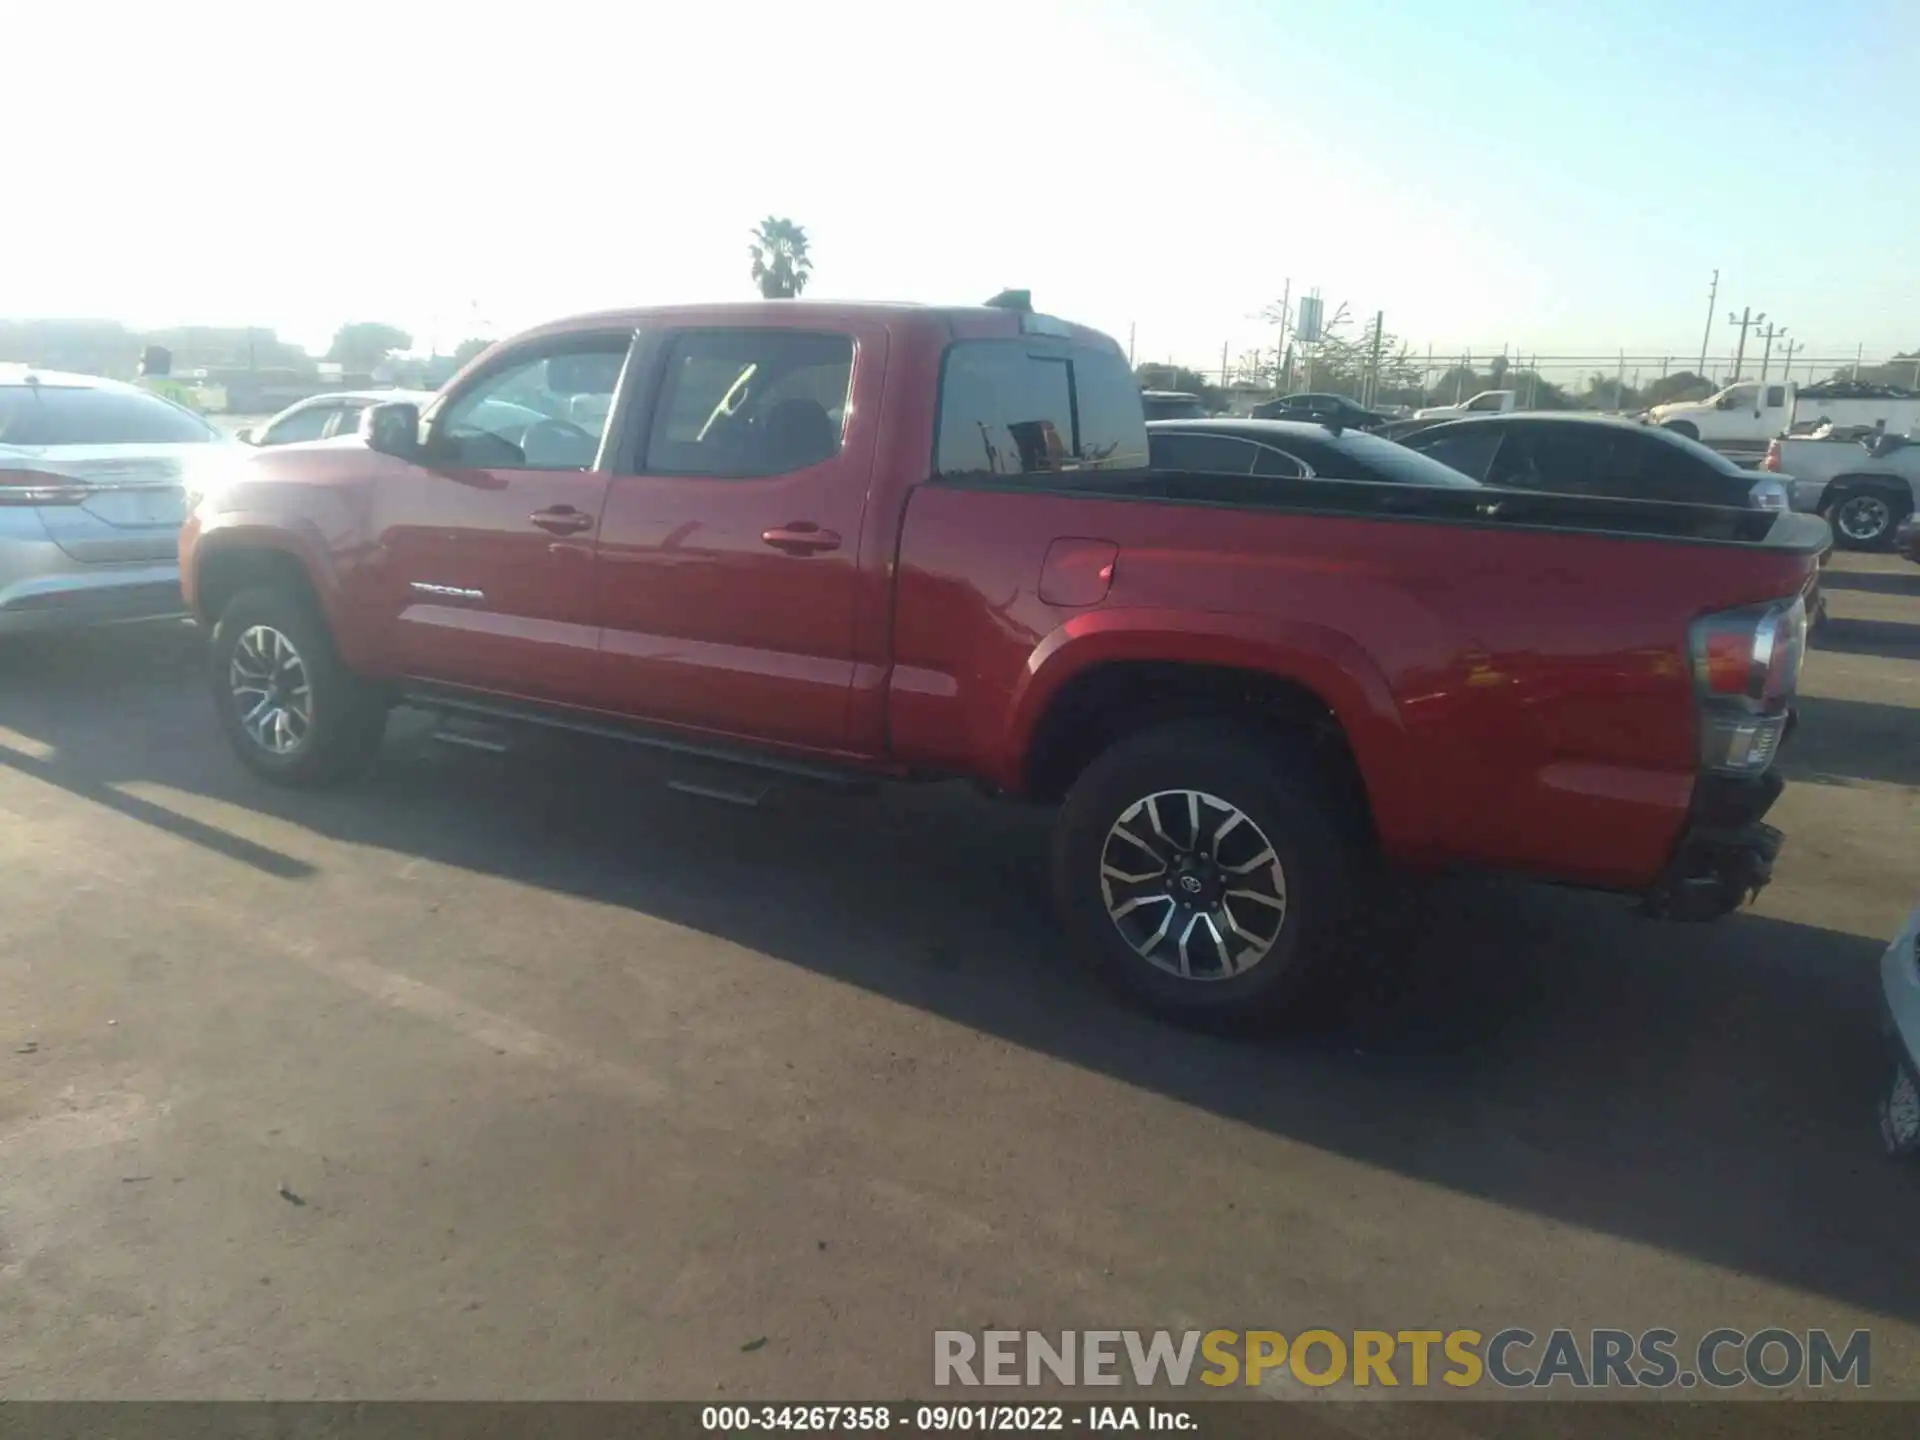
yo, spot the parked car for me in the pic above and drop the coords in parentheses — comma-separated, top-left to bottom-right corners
(1876, 900, 1920, 1156)
(1650, 379, 1920, 447)
(1141, 390, 1207, 421)
(1, 366, 226, 634)
(1249, 392, 1393, 430)
(239, 390, 436, 446)
(1148, 418, 1482, 487)
(1404, 414, 1791, 510)
(182, 299, 1822, 1026)
(1763, 430, 1919, 551)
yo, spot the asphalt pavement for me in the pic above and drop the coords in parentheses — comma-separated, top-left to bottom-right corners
(0, 552, 1916, 1410)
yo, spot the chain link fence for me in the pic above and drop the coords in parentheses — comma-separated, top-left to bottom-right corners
(1146, 341, 1917, 415)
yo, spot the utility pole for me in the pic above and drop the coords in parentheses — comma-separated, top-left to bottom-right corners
(1756, 322, 1786, 384)
(1697, 268, 1720, 376)
(1274, 278, 1292, 395)
(1126, 323, 1135, 367)
(1221, 340, 1230, 390)
(1777, 338, 1802, 383)
(1727, 306, 1764, 382)
(1365, 311, 1385, 408)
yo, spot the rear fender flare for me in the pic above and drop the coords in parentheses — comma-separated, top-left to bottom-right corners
(1001, 607, 1420, 843)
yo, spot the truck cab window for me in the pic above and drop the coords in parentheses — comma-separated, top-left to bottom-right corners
(1466, 391, 1506, 412)
(937, 341, 1147, 480)
(1765, 385, 1786, 408)
(643, 330, 853, 478)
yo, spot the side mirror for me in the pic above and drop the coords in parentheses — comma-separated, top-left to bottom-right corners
(363, 402, 422, 458)
(234, 426, 256, 445)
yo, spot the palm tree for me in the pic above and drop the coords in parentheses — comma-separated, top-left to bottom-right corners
(749, 217, 812, 299)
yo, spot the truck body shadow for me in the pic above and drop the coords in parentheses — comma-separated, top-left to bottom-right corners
(3, 623, 1917, 1325)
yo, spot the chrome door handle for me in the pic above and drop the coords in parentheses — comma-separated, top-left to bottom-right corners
(531, 506, 593, 535)
(762, 524, 841, 555)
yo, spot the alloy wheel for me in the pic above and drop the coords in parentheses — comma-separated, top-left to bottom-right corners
(1098, 789, 1289, 981)
(229, 624, 314, 755)
(1836, 494, 1892, 544)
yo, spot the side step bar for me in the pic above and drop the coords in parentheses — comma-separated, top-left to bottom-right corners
(403, 682, 887, 801)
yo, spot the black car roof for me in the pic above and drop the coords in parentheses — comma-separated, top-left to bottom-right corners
(1404, 410, 1751, 475)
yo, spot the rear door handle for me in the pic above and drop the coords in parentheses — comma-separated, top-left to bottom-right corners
(762, 523, 841, 555)
(531, 505, 594, 535)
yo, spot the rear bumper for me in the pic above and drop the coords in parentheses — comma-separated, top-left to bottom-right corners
(0, 527, 185, 634)
(1640, 761, 1788, 922)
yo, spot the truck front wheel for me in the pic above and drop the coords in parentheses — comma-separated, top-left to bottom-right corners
(1053, 720, 1358, 1026)
(209, 586, 389, 787)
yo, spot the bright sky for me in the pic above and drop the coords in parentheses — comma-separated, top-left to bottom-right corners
(11, 0, 1915, 369)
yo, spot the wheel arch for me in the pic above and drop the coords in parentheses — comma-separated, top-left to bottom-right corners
(1007, 610, 1416, 850)
(189, 522, 351, 649)
(1819, 472, 1916, 511)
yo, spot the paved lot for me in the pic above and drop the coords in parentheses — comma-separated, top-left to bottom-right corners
(0, 554, 1916, 1406)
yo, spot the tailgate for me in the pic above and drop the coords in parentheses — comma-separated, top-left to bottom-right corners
(10, 445, 202, 563)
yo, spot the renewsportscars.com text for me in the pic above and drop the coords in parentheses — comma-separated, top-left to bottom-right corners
(933, 1328, 1871, 1390)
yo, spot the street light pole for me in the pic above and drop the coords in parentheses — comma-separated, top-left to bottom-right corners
(1728, 306, 1764, 383)
(1697, 268, 1719, 376)
(1779, 337, 1802, 384)
(1756, 322, 1785, 384)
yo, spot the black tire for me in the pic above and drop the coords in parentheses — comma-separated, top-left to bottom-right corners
(209, 585, 388, 786)
(1661, 420, 1699, 441)
(1052, 720, 1360, 1027)
(1823, 483, 1909, 552)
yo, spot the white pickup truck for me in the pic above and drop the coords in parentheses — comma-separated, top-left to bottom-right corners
(1650, 380, 1920, 447)
(1762, 428, 1920, 550)
(1412, 389, 1517, 421)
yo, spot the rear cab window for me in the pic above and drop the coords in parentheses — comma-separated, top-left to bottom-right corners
(0, 384, 217, 446)
(936, 340, 1147, 480)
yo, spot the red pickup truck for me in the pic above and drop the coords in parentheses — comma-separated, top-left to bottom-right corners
(180, 299, 1823, 1024)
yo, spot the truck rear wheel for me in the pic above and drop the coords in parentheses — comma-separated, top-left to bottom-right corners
(1825, 485, 1907, 551)
(209, 586, 388, 787)
(1052, 720, 1358, 1027)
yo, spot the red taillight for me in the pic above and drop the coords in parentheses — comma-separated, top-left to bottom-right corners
(0, 469, 88, 506)
(1702, 631, 1754, 694)
(1762, 440, 1782, 473)
(1689, 597, 1807, 774)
